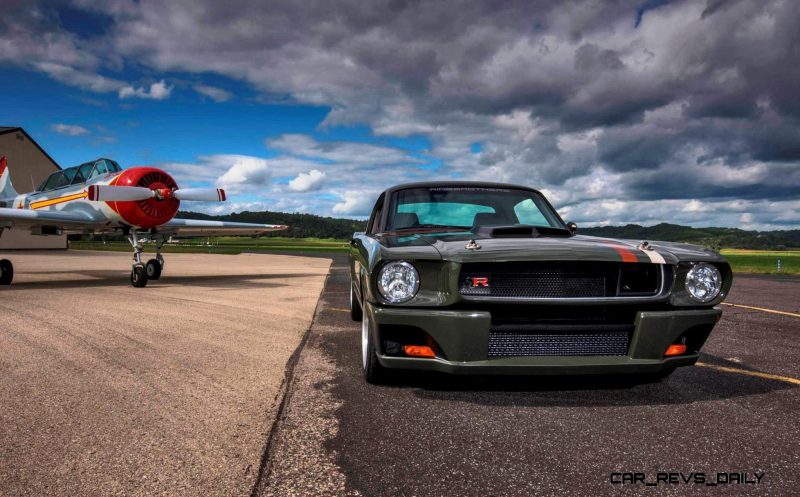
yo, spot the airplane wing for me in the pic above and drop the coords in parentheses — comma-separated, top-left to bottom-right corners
(0, 207, 107, 233)
(0, 209, 287, 237)
(156, 218, 288, 237)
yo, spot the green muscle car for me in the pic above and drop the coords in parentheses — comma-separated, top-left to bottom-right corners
(349, 182, 731, 384)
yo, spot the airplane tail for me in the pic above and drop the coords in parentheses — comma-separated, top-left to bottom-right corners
(0, 156, 20, 201)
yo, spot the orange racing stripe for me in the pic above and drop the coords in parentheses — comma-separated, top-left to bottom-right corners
(30, 190, 88, 210)
(598, 239, 639, 263)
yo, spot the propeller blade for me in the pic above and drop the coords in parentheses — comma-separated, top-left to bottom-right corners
(87, 185, 155, 202)
(173, 188, 227, 202)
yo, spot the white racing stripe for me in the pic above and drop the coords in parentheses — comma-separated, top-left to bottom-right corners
(642, 250, 666, 264)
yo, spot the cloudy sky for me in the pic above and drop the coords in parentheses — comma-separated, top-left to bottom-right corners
(1, 0, 798, 229)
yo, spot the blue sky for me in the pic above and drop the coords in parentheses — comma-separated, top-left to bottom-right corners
(1, 68, 323, 165)
(1, 0, 798, 228)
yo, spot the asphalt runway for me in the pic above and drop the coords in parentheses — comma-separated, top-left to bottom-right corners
(257, 256, 800, 497)
(2, 252, 797, 496)
(0, 250, 330, 497)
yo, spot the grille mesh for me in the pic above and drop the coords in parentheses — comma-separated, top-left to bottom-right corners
(462, 264, 610, 298)
(460, 262, 662, 299)
(488, 327, 631, 357)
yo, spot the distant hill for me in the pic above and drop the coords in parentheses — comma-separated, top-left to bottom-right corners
(178, 211, 799, 249)
(178, 210, 367, 239)
(579, 223, 800, 250)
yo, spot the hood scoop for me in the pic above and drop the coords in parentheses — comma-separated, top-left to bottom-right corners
(473, 225, 537, 238)
(471, 225, 571, 239)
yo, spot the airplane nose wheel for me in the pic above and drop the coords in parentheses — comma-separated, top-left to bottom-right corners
(145, 259, 162, 280)
(131, 264, 148, 287)
(127, 229, 149, 288)
(0, 259, 13, 285)
(149, 236, 165, 280)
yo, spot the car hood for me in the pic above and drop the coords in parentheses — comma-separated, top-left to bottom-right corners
(378, 231, 723, 264)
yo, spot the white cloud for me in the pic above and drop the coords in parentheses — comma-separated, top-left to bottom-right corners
(333, 190, 378, 216)
(288, 169, 326, 192)
(564, 198, 800, 231)
(193, 83, 232, 102)
(8, 0, 797, 228)
(34, 62, 125, 93)
(50, 123, 90, 136)
(213, 155, 272, 192)
(267, 134, 415, 166)
(118, 80, 173, 100)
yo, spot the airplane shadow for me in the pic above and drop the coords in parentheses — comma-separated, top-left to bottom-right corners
(5, 270, 322, 290)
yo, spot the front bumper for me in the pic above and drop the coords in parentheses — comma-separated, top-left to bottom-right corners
(366, 303, 722, 375)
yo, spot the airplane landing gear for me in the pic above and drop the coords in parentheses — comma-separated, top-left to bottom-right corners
(0, 259, 13, 285)
(145, 259, 162, 280)
(128, 230, 148, 288)
(131, 264, 148, 287)
(146, 236, 165, 280)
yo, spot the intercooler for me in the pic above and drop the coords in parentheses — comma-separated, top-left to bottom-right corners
(487, 324, 633, 357)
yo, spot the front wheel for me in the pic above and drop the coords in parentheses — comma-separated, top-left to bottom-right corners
(131, 265, 148, 288)
(146, 259, 162, 280)
(350, 280, 363, 321)
(0, 259, 13, 285)
(362, 305, 388, 384)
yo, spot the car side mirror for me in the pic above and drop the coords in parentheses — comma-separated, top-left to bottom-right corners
(567, 222, 577, 235)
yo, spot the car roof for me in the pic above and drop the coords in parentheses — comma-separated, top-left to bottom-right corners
(383, 181, 544, 196)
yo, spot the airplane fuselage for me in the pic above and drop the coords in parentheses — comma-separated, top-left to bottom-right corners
(12, 166, 183, 230)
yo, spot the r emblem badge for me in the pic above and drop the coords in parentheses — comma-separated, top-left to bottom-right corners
(469, 277, 489, 288)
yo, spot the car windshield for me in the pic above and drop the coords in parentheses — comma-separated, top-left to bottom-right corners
(385, 186, 565, 231)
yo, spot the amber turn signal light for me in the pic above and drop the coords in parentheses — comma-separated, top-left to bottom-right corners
(665, 344, 687, 356)
(403, 345, 436, 358)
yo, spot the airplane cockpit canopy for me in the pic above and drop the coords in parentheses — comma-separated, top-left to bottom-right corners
(37, 158, 122, 193)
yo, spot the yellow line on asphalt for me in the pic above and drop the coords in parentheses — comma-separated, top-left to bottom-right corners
(721, 302, 800, 318)
(696, 362, 800, 386)
(329, 308, 350, 313)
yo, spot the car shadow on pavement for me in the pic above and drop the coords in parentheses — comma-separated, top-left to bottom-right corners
(380, 354, 796, 408)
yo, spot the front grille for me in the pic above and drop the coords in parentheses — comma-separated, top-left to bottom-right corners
(488, 325, 633, 357)
(460, 262, 661, 299)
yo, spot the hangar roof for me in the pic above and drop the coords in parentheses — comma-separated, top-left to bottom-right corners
(0, 126, 61, 170)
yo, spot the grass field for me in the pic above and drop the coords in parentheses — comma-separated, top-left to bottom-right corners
(69, 236, 350, 254)
(69, 239, 798, 275)
(719, 249, 799, 275)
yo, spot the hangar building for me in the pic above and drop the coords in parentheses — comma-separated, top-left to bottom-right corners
(0, 127, 67, 249)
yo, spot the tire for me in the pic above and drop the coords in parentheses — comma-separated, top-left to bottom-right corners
(362, 305, 389, 384)
(131, 265, 149, 288)
(0, 259, 13, 285)
(350, 280, 363, 321)
(146, 259, 162, 280)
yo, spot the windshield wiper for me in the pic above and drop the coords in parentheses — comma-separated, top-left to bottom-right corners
(384, 224, 471, 234)
(416, 224, 470, 230)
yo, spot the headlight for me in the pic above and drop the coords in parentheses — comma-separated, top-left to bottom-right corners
(685, 263, 722, 303)
(378, 261, 420, 303)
